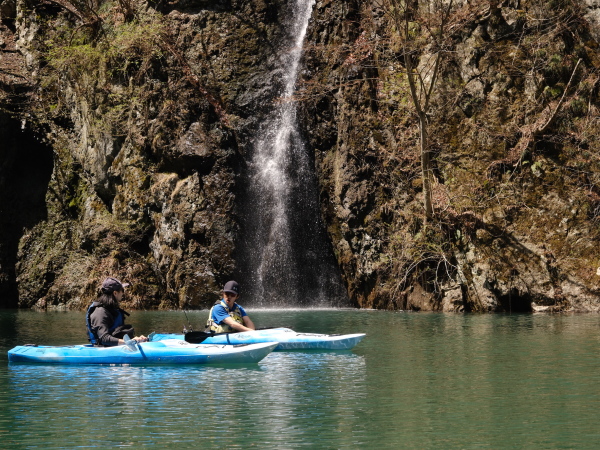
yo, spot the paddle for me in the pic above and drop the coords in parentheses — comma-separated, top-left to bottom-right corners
(184, 331, 224, 344)
(123, 334, 138, 349)
(123, 335, 148, 359)
(184, 327, 287, 344)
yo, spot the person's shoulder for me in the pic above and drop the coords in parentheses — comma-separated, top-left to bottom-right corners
(89, 304, 105, 314)
(89, 305, 109, 322)
(212, 302, 228, 315)
(91, 305, 117, 317)
(235, 304, 248, 315)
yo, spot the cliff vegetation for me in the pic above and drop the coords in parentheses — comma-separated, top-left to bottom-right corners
(1, 0, 599, 312)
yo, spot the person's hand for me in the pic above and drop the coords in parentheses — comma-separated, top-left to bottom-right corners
(135, 335, 148, 343)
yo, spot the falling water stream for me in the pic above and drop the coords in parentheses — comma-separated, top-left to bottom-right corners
(242, 0, 346, 306)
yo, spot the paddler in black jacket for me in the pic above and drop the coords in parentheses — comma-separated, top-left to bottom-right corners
(86, 277, 148, 346)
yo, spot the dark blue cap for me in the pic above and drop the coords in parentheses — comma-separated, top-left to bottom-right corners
(223, 280, 239, 295)
(101, 277, 130, 293)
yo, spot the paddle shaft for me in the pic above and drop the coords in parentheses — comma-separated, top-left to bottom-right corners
(184, 327, 284, 344)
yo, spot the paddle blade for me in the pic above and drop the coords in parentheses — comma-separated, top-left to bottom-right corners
(184, 331, 211, 344)
(123, 334, 138, 351)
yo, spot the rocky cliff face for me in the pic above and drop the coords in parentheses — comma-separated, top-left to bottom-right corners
(0, 0, 293, 309)
(302, 0, 600, 312)
(1, 0, 599, 312)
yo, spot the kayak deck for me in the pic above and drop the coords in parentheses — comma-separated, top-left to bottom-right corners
(152, 328, 366, 351)
(7, 340, 278, 365)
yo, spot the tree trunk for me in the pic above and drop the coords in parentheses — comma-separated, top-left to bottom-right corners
(419, 112, 433, 221)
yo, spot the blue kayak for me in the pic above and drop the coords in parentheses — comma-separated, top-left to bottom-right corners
(7, 339, 278, 365)
(151, 328, 366, 351)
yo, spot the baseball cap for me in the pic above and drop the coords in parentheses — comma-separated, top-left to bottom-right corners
(223, 280, 239, 295)
(101, 277, 130, 293)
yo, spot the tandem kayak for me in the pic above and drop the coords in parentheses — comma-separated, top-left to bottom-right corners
(7, 339, 278, 365)
(151, 328, 366, 351)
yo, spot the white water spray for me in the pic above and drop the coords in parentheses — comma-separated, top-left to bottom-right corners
(244, 0, 344, 306)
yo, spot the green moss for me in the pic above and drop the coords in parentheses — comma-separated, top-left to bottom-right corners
(40, 11, 167, 139)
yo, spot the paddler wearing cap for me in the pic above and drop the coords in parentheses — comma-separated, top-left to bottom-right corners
(85, 277, 148, 346)
(205, 280, 256, 333)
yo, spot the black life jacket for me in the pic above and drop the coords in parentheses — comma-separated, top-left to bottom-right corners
(86, 302, 131, 345)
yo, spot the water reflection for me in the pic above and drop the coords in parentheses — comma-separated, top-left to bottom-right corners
(4, 351, 366, 448)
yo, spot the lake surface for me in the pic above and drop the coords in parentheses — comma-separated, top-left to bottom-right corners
(1, 309, 599, 449)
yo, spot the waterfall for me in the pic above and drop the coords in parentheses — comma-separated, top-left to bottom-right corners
(240, 0, 347, 307)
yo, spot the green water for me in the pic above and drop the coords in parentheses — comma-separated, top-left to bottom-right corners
(1, 309, 599, 449)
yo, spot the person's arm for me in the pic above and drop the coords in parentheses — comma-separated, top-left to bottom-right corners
(242, 315, 255, 330)
(116, 335, 148, 345)
(90, 310, 120, 347)
(91, 309, 148, 346)
(222, 316, 254, 332)
(237, 304, 255, 330)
